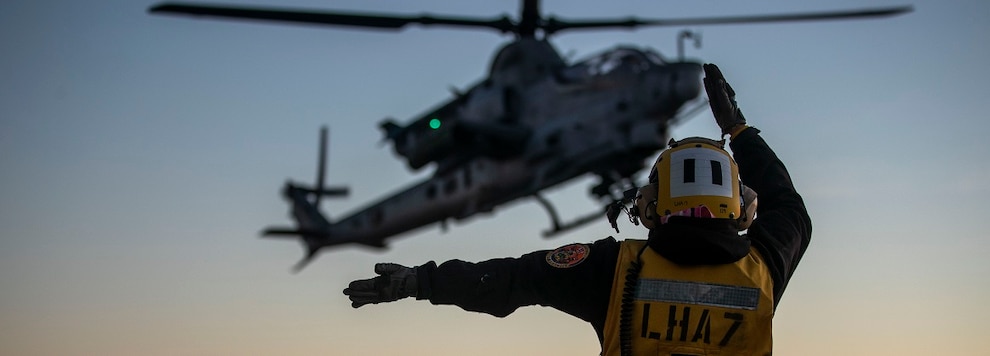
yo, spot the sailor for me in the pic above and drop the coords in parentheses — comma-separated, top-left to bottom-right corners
(344, 63, 811, 355)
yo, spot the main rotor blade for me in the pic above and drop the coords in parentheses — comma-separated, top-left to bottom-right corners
(544, 6, 913, 34)
(149, 3, 515, 33)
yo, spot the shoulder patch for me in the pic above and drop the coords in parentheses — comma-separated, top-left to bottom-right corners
(546, 243, 590, 268)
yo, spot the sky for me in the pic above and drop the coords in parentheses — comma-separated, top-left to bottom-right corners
(2, 0, 989, 355)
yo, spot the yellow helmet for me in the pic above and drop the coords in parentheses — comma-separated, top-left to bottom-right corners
(636, 137, 756, 230)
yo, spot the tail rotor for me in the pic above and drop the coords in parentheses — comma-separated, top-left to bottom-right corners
(262, 126, 350, 272)
(315, 126, 328, 206)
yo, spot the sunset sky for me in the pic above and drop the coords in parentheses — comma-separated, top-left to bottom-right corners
(2, 0, 988, 354)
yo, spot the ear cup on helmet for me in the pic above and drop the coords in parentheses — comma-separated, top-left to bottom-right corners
(737, 185, 758, 230)
(636, 183, 658, 230)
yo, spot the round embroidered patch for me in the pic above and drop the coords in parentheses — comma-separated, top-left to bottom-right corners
(546, 243, 590, 268)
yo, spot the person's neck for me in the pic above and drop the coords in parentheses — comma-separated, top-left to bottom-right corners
(646, 218, 749, 265)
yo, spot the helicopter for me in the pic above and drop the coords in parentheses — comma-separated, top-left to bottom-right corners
(149, 1, 912, 271)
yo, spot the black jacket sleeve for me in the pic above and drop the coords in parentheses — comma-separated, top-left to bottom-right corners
(417, 237, 620, 331)
(730, 127, 812, 307)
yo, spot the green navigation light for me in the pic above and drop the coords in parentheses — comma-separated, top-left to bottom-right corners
(429, 118, 442, 129)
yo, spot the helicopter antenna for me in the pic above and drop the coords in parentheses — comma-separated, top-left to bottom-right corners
(677, 30, 702, 61)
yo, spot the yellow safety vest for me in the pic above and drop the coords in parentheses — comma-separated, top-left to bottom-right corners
(601, 240, 774, 356)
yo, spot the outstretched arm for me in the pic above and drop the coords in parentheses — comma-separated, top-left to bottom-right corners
(344, 238, 621, 335)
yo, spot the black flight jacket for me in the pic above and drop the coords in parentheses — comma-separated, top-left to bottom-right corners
(414, 127, 812, 343)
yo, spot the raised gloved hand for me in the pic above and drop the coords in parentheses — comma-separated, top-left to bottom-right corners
(703, 63, 747, 136)
(343, 263, 418, 308)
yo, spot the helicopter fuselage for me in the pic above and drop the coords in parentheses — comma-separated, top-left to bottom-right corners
(146, 0, 913, 269)
(313, 46, 702, 248)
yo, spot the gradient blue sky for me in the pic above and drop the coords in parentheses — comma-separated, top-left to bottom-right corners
(2, 0, 988, 354)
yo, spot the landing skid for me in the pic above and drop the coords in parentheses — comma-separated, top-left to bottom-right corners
(534, 193, 607, 238)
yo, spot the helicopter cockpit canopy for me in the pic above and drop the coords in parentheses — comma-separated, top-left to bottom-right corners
(557, 47, 665, 84)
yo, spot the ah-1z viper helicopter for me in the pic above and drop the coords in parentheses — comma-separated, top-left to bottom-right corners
(149, 1, 911, 270)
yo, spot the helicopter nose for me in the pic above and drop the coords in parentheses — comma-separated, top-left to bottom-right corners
(670, 62, 703, 102)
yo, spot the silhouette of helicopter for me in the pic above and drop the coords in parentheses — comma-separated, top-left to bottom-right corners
(149, 1, 911, 271)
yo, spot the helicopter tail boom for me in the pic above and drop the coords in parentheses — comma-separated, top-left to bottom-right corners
(263, 224, 387, 272)
(262, 126, 369, 271)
